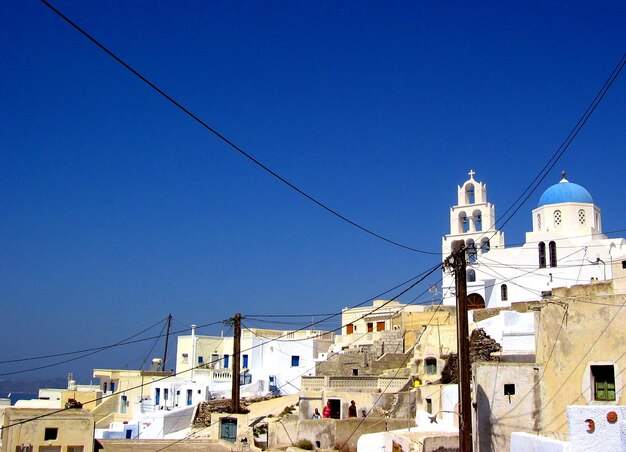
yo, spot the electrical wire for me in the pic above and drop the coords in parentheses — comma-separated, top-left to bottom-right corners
(493, 53, 626, 235)
(0, 318, 225, 376)
(39, 0, 438, 255)
(461, 53, 626, 261)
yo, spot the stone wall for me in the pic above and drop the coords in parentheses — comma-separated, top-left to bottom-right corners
(269, 417, 416, 451)
(372, 331, 405, 357)
(316, 349, 411, 377)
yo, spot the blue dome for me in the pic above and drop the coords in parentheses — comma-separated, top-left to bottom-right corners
(538, 179, 594, 207)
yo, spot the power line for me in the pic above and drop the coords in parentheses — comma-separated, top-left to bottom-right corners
(39, 0, 438, 256)
(465, 54, 626, 260)
(0, 318, 226, 375)
(493, 53, 626, 234)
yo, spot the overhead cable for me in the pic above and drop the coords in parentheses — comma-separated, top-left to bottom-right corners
(39, 0, 438, 255)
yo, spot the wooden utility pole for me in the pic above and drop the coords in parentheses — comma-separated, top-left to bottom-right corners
(451, 240, 473, 452)
(231, 313, 242, 413)
(162, 314, 172, 371)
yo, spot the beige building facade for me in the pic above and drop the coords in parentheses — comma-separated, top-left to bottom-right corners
(473, 278, 626, 451)
(1, 408, 95, 452)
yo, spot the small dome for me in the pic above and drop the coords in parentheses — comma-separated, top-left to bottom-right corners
(538, 175, 594, 207)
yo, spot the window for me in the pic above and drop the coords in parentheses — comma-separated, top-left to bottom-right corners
(549, 241, 557, 267)
(103, 382, 108, 393)
(187, 389, 193, 405)
(164, 388, 169, 401)
(346, 323, 354, 335)
(460, 212, 470, 233)
(554, 210, 562, 226)
(591, 365, 615, 401)
(155, 388, 161, 405)
(425, 357, 437, 375)
(504, 384, 515, 403)
(352, 368, 359, 376)
(425, 398, 432, 414)
(537, 213, 541, 231)
(110, 382, 115, 393)
(182, 353, 188, 363)
(68, 447, 84, 452)
(376, 321, 385, 332)
(579, 209, 586, 225)
(211, 353, 219, 365)
(501, 284, 508, 301)
(466, 183, 475, 204)
(44, 427, 58, 441)
(481, 238, 490, 253)
(473, 210, 482, 231)
(224, 354, 229, 368)
(291, 355, 300, 367)
(198, 356, 203, 364)
(367, 322, 373, 333)
(538, 242, 546, 268)
(467, 269, 476, 282)
(242, 354, 248, 368)
(622, 260, 626, 269)
(467, 240, 477, 263)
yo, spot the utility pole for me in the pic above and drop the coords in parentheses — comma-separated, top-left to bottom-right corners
(450, 240, 472, 452)
(162, 314, 172, 371)
(231, 313, 242, 413)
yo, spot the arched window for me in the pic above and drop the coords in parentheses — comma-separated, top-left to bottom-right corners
(578, 209, 586, 225)
(467, 293, 485, 310)
(501, 284, 508, 301)
(467, 240, 477, 263)
(554, 210, 562, 227)
(473, 209, 482, 232)
(538, 242, 546, 268)
(481, 237, 490, 253)
(467, 269, 476, 282)
(549, 241, 557, 267)
(537, 213, 541, 231)
(459, 211, 469, 233)
(466, 183, 475, 204)
(425, 357, 437, 375)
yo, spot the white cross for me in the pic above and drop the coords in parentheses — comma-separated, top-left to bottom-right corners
(468, 169, 475, 179)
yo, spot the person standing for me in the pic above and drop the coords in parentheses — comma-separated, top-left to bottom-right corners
(323, 401, 332, 418)
(348, 400, 357, 418)
(312, 408, 321, 419)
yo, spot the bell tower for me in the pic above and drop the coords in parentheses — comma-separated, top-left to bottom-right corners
(441, 170, 505, 305)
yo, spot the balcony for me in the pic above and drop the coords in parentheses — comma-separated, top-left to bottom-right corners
(301, 376, 409, 392)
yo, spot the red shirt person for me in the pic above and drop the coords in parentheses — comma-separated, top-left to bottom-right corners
(323, 401, 332, 418)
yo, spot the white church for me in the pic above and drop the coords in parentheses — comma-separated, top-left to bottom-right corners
(441, 170, 626, 308)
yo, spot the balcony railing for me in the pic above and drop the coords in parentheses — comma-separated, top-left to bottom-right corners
(301, 376, 409, 392)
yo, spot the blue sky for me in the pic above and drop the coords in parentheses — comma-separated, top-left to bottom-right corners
(1, 1, 625, 383)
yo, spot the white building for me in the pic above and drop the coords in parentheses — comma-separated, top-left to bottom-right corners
(441, 170, 626, 308)
(168, 325, 334, 399)
(336, 300, 406, 350)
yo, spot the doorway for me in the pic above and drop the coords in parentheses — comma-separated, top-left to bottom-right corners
(328, 399, 341, 419)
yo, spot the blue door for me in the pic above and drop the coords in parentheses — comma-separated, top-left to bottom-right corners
(187, 389, 193, 405)
(220, 417, 237, 442)
(155, 388, 161, 405)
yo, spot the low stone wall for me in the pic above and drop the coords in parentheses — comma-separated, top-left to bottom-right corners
(269, 417, 416, 451)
